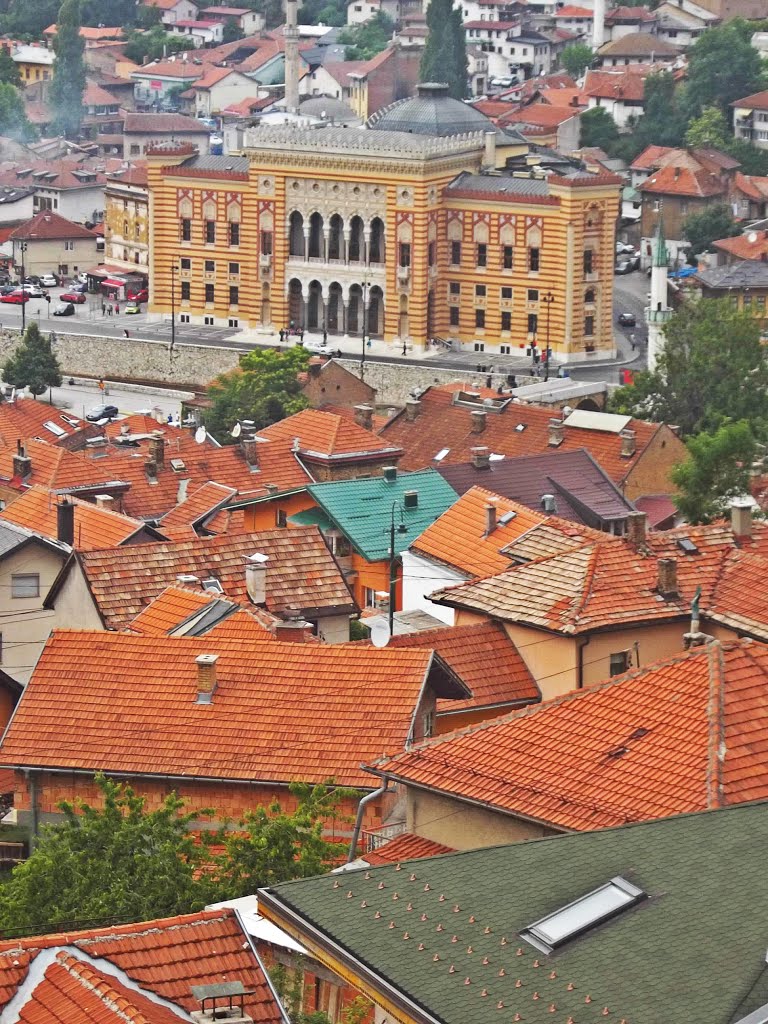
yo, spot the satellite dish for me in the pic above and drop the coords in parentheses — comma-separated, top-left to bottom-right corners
(231, 422, 242, 438)
(370, 621, 391, 648)
(194, 426, 207, 444)
(749, 231, 758, 243)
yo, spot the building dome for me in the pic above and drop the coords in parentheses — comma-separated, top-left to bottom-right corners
(299, 96, 359, 124)
(366, 83, 495, 137)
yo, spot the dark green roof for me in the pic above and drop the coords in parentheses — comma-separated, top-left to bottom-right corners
(260, 802, 768, 1024)
(290, 470, 458, 562)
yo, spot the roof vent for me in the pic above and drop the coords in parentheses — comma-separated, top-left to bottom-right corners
(177, 573, 200, 585)
(541, 493, 556, 513)
(731, 498, 753, 541)
(403, 490, 418, 509)
(471, 446, 491, 469)
(382, 465, 397, 482)
(548, 418, 564, 447)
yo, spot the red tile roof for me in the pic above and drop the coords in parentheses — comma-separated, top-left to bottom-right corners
(358, 620, 540, 713)
(732, 89, 768, 111)
(631, 143, 677, 170)
(0, 439, 128, 492)
(0, 486, 146, 550)
(0, 398, 92, 450)
(501, 102, 580, 129)
(0, 631, 466, 786)
(69, 525, 356, 628)
(555, 5, 592, 15)
(714, 227, 768, 260)
(370, 639, 768, 831)
(257, 408, 402, 464)
(584, 67, 649, 102)
(161, 481, 236, 530)
(124, 112, 208, 133)
(639, 162, 728, 198)
(0, 157, 121, 192)
(128, 585, 272, 639)
(10, 211, 97, 241)
(378, 385, 678, 488)
(605, 4, 656, 20)
(0, 909, 282, 1024)
(364, 832, 455, 865)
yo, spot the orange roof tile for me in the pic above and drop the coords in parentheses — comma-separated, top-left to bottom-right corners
(69, 526, 356, 628)
(501, 102, 580, 129)
(257, 408, 402, 464)
(358, 620, 539, 713)
(370, 639, 768, 831)
(128, 585, 271, 639)
(411, 485, 605, 578)
(583, 67, 649, 102)
(0, 439, 129, 492)
(0, 909, 282, 1024)
(0, 398, 93, 450)
(714, 227, 768, 260)
(379, 385, 677, 487)
(639, 162, 728, 198)
(161, 481, 236, 529)
(364, 832, 455, 865)
(731, 89, 768, 111)
(0, 631, 467, 786)
(0, 486, 145, 550)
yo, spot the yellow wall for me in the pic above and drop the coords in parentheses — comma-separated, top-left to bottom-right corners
(104, 182, 149, 270)
(18, 61, 52, 84)
(242, 491, 315, 532)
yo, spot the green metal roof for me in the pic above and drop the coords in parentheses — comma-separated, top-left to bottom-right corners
(260, 801, 768, 1024)
(290, 470, 459, 562)
(288, 506, 333, 530)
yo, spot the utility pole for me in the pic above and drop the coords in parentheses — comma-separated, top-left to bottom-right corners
(170, 262, 177, 353)
(18, 241, 27, 333)
(543, 290, 554, 382)
(361, 274, 370, 373)
(388, 502, 407, 637)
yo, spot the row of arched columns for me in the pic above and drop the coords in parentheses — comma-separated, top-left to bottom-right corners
(287, 278, 385, 335)
(288, 212, 386, 265)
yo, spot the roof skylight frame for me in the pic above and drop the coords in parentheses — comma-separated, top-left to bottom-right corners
(433, 448, 450, 462)
(202, 577, 224, 593)
(521, 876, 644, 953)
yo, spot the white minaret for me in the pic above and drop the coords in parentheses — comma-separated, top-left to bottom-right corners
(284, 0, 300, 116)
(646, 217, 672, 371)
(592, 0, 606, 50)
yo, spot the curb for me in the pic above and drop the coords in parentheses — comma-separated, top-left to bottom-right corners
(65, 376, 195, 401)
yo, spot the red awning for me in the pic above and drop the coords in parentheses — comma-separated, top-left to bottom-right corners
(102, 277, 127, 288)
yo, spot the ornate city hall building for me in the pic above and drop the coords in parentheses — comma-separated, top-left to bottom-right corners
(146, 85, 622, 360)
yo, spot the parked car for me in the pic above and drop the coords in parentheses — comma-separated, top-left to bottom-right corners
(127, 288, 148, 303)
(16, 284, 44, 298)
(75, 272, 89, 284)
(22, 275, 40, 285)
(70, 281, 88, 293)
(39, 273, 58, 288)
(616, 242, 635, 256)
(1, 292, 28, 304)
(614, 260, 632, 275)
(0, 285, 17, 296)
(617, 312, 636, 327)
(303, 338, 332, 355)
(53, 302, 75, 316)
(86, 403, 119, 422)
(124, 301, 141, 314)
(60, 291, 86, 304)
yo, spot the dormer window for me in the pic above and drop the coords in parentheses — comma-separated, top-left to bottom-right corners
(521, 877, 644, 953)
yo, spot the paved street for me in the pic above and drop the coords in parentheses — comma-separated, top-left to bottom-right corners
(48, 381, 185, 422)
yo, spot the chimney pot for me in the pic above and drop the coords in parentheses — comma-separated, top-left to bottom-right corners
(471, 409, 487, 434)
(541, 493, 556, 513)
(94, 493, 114, 510)
(12, 448, 31, 479)
(657, 557, 678, 597)
(56, 499, 75, 545)
(145, 457, 158, 483)
(730, 498, 753, 540)
(471, 446, 491, 469)
(620, 428, 636, 458)
(273, 612, 313, 642)
(625, 510, 647, 546)
(484, 502, 496, 535)
(149, 431, 165, 466)
(354, 404, 374, 430)
(383, 465, 397, 482)
(241, 437, 259, 469)
(308, 358, 322, 377)
(195, 653, 218, 702)
(245, 552, 269, 604)
(548, 418, 564, 447)
(405, 398, 421, 422)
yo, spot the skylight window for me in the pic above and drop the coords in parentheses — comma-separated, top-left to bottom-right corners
(433, 448, 450, 462)
(498, 510, 517, 525)
(515, 423, 527, 432)
(521, 877, 644, 952)
(44, 420, 67, 437)
(677, 537, 699, 555)
(202, 577, 224, 593)
(170, 458, 187, 472)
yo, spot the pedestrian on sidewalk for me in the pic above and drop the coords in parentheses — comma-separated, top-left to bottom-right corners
(101, 302, 106, 316)
(402, 341, 407, 356)
(115, 302, 120, 314)
(107, 304, 113, 316)
(322, 325, 328, 344)
(124, 329, 130, 339)
(279, 328, 285, 343)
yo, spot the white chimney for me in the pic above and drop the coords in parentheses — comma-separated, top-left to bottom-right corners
(245, 552, 269, 604)
(731, 498, 753, 540)
(94, 494, 114, 510)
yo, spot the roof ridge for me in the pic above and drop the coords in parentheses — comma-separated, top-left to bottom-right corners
(567, 541, 601, 626)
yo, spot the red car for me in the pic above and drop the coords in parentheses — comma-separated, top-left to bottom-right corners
(60, 291, 86, 304)
(127, 288, 148, 303)
(1, 292, 28, 304)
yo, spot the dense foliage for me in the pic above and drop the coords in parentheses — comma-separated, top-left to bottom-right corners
(671, 420, 758, 524)
(3, 323, 62, 396)
(420, 0, 468, 99)
(123, 25, 195, 64)
(560, 42, 593, 80)
(682, 204, 741, 262)
(51, 0, 86, 139)
(339, 12, 393, 61)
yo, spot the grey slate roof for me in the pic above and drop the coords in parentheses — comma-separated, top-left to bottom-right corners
(696, 260, 768, 289)
(186, 155, 250, 172)
(0, 519, 69, 558)
(436, 448, 636, 526)
(260, 800, 768, 1024)
(446, 171, 550, 196)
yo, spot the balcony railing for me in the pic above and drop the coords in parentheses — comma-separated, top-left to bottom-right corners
(359, 820, 407, 853)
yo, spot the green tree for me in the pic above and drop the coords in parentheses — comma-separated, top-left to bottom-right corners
(207, 782, 356, 899)
(0, 0, 60, 40)
(420, 0, 467, 99)
(51, 0, 86, 139)
(0, 82, 36, 141)
(0, 776, 212, 937)
(222, 18, 244, 42)
(682, 204, 739, 262)
(672, 419, 757, 524)
(298, 0, 345, 26)
(204, 345, 310, 442)
(579, 106, 619, 150)
(3, 322, 62, 396)
(0, 49, 21, 88)
(560, 42, 592, 79)
(684, 20, 765, 118)
(123, 25, 195, 63)
(339, 11, 393, 61)
(726, 137, 768, 175)
(610, 299, 768, 437)
(685, 105, 730, 149)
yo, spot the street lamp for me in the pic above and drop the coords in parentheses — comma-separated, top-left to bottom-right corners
(360, 271, 371, 370)
(388, 501, 408, 636)
(542, 290, 554, 382)
(17, 241, 27, 332)
(170, 262, 177, 353)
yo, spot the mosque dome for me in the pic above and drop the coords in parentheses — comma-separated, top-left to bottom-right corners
(366, 83, 495, 137)
(299, 96, 359, 124)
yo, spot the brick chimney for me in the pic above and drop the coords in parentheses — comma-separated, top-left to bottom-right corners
(620, 429, 636, 458)
(471, 446, 491, 469)
(484, 502, 496, 535)
(12, 440, 31, 480)
(145, 457, 158, 484)
(731, 498, 753, 540)
(273, 610, 313, 642)
(405, 398, 421, 422)
(195, 653, 218, 703)
(657, 557, 678, 597)
(57, 499, 75, 545)
(95, 494, 114, 510)
(149, 430, 165, 467)
(308, 357, 323, 377)
(241, 437, 259, 469)
(625, 510, 647, 547)
(245, 552, 268, 604)
(354, 404, 374, 430)
(548, 418, 564, 447)
(470, 410, 487, 434)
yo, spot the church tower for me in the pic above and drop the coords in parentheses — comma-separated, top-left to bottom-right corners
(646, 217, 672, 370)
(284, 0, 300, 116)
